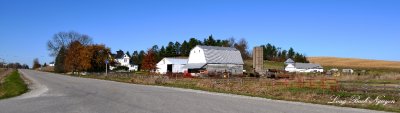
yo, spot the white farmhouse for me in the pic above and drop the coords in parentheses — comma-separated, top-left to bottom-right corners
(110, 50, 138, 71)
(156, 58, 188, 74)
(285, 60, 324, 73)
(48, 62, 55, 67)
(184, 45, 244, 76)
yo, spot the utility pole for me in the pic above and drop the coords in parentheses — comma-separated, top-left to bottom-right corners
(105, 59, 108, 76)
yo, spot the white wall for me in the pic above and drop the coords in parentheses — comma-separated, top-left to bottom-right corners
(117, 54, 130, 67)
(157, 64, 186, 74)
(187, 46, 207, 64)
(285, 64, 296, 72)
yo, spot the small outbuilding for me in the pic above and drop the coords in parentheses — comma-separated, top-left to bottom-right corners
(184, 45, 244, 77)
(285, 63, 324, 73)
(284, 58, 323, 73)
(342, 69, 354, 74)
(156, 58, 188, 74)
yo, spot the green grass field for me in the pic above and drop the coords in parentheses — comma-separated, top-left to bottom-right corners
(244, 60, 286, 71)
(0, 70, 28, 99)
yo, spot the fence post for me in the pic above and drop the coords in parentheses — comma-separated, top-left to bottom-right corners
(272, 79, 276, 90)
(240, 78, 243, 86)
(285, 79, 288, 87)
(321, 78, 325, 89)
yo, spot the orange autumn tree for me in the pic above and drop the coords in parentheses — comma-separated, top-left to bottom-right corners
(87, 44, 111, 72)
(141, 49, 157, 72)
(64, 41, 91, 74)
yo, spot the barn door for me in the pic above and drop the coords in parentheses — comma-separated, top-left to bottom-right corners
(167, 64, 173, 73)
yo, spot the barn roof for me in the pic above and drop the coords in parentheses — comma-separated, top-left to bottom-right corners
(163, 58, 188, 64)
(197, 45, 238, 51)
(294, 63, 323, 69)
(197, 45, 244, 65)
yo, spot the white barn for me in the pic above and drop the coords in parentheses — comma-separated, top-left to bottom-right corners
(184, 45, 244, 77)
(285, 63, 324, 73)
(156, 58, 188, 74)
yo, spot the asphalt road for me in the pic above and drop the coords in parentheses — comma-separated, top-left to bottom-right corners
(0, 70, 389, 113)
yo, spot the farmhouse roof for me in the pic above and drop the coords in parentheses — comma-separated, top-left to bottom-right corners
(113, 50, 125, 59)
(294, 63, 323, 69)
(197, 45, 244, 65)
(285, 58, 295, 64)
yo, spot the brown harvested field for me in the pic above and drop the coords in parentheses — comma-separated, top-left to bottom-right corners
(308, 57, 400, 69)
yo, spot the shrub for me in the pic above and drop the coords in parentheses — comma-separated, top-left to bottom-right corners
(114, 66, 129, 71)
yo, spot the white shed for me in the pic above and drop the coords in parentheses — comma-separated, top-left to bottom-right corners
(156, 58, 188, 74)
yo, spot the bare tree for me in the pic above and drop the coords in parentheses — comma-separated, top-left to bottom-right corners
(227, 37, 236, 47)
(47, 31, 93, 57)
(234, 38, 250, 60)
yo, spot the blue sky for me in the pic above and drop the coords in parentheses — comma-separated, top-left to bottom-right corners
(0, 0, 399, 66)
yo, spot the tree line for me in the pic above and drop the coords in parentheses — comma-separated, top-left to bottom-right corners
(1, 62, 29, 69)
(260, 43, 309, 63)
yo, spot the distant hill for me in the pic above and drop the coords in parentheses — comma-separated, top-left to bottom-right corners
(308, 57, 400, 69)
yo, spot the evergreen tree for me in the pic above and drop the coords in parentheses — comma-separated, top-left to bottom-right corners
(180, 40, 189, 56)
(55, 46, 66, 73)
(126, 51, 131, 58)
(264, 43, 273, 60)
(221, 40, 230, 47)
(174, 41, 181, 56)
(188, 38, 201, 50)
(159, 46, 166, 59)
(138, 50, 145, 64)
(288, 47, 295, 59)
(216, 39, 222, 46)
(131, 51, 139, 65)
(204, 35, 216, 46)
(166, 42, 175, 57)
(137, 50, 145, 70)
(281, 50, 287, 62)
(151, 45, 160, 61)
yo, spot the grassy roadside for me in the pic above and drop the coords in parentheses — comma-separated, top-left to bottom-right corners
(0, 70, 28, 100)
(67, 74, 399, 112)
